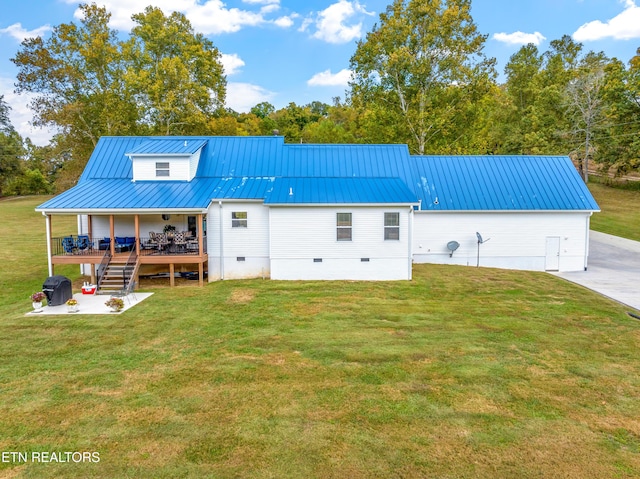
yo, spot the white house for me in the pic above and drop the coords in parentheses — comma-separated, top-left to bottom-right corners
(36, 136, 599, 288)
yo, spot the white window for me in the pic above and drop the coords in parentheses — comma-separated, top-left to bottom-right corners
(155, 162, 170, 177)
(384, 212, 400, 240)
(232, 211, 247, 228)
(337, 213, 352, 241)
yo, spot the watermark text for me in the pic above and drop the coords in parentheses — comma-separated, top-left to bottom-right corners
(1, 451, 100, 463)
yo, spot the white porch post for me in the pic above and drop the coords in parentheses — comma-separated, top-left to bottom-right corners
(44, 213, 53, 277)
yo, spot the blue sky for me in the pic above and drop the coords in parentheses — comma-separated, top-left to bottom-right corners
(2, 0, 640, 145)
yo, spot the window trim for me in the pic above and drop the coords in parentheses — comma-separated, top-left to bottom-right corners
(384, 212, 400, 241)
(232, 211, 248, 228)
(337, 212, 352, 241)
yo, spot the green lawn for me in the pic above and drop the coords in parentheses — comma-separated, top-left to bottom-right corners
(1, 196, 640, 478)
(589, 182, 640, 242)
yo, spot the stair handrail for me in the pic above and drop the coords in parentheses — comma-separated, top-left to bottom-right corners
(96, 250, 112, 291)
(122, 248, 138, 290)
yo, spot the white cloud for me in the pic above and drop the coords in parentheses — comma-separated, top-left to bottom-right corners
(0, 77, 57, 146)
(573, 0, 640, 41)
(220, 53, 245, 75)
(298, 17, 313, 33)
(307, 68, 352, 87)
(242, 0, 279, 4)
(64, 0, 282, 35)
(311, 0, 372, 44)
(0, 23, 51, 42)
(493, 31, 546, 46)
(226, 82, 275, 112)
(274, 15, 296, 28)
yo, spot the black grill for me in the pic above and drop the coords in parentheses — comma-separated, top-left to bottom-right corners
(42, 275, 72, 306)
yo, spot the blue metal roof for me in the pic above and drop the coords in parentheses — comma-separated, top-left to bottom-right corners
(126, 138, 207, 156)
(410, 155, 600, 211)
(264, 177, 418, 204)
(283, 144, 413, 178)
(36, 177, 281, 211)
(197, 136, 286, 177)
(38, 136, 599, 212)
(38, 179, 217, 210)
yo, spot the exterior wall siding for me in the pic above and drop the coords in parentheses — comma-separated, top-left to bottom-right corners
(269, 206, 412, 280)
(86, 215, 199, 240)
(412, 211, 592, 272)
(207, 202, 270, 280)
(188, 150, 201, 180)
(132, 157, 191, 181)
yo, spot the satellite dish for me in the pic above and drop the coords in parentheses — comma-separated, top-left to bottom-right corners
(447, 241, 460, 257)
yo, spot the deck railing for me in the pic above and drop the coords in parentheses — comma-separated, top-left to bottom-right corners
(52, 236, 207, 257)
(52, 235, 109, 256)
(138, 236, 206, 256)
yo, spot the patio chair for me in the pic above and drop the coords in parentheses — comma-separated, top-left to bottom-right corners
(76, 235, 91, 252)
(62, 236, 76, 254)
(173, 232, 187, 252)
(142, 232, 158, 250)
(155, 233, 169, 252)
(115, 280, 138, 304)
(186, 232, 199, 252)
(98, 237, 111, 250)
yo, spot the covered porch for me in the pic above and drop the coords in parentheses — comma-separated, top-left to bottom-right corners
(43, 211, 208, 287)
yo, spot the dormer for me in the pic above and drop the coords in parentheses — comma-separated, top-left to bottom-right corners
(127, 138, 207, 182)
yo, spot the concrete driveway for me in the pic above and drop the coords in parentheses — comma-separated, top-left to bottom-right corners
(555, 231, 640, 312)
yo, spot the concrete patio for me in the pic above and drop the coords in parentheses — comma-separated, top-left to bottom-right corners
(26, 292, 154, 316)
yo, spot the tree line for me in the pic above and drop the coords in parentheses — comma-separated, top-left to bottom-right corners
(2, 0, 640, 196)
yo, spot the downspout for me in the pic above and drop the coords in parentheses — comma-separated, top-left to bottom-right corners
(44, 213, 53, 277)
(584, 212, 592, 271)
(219, 201, 224, 280)
(408, 206, 414, 280)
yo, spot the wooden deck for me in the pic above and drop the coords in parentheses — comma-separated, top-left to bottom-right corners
(51, 250, 208, 265)
(51, 250, 208, 287)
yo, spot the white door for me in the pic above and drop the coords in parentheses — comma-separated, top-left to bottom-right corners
(545, 236, 560, 271)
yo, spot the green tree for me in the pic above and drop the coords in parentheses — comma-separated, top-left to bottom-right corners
(348, 0, 496, 154)
(123, 6, 226, 135)
(12, 3, 227, 188)
(250, 102, 275, 119)
(4, 168, 51, 195)
(12, 3, 135, 162)
(301, 100, 363, 143)
(563, 52, 609, 182)
(598, 52, 640, 175)
(0, 95, 12, 134)
(0, 97, 24, 196)
(271, 103, 316, 143)
(504, 44, 542, 112)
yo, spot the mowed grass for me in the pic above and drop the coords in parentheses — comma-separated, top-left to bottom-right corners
(1, 197, 640, 478)
(589, 181, 640, 242)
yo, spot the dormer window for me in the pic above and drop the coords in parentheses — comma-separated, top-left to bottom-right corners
(128, 139, 207, 181)
(156, 162, 170, 177)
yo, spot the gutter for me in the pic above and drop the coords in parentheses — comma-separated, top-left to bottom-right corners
(413, 209, 601, 214)
(35, 207, 209, 215)
(219, 201, 224, 280)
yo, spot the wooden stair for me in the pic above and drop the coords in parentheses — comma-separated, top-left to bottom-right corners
(97, 257, 136, 295)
